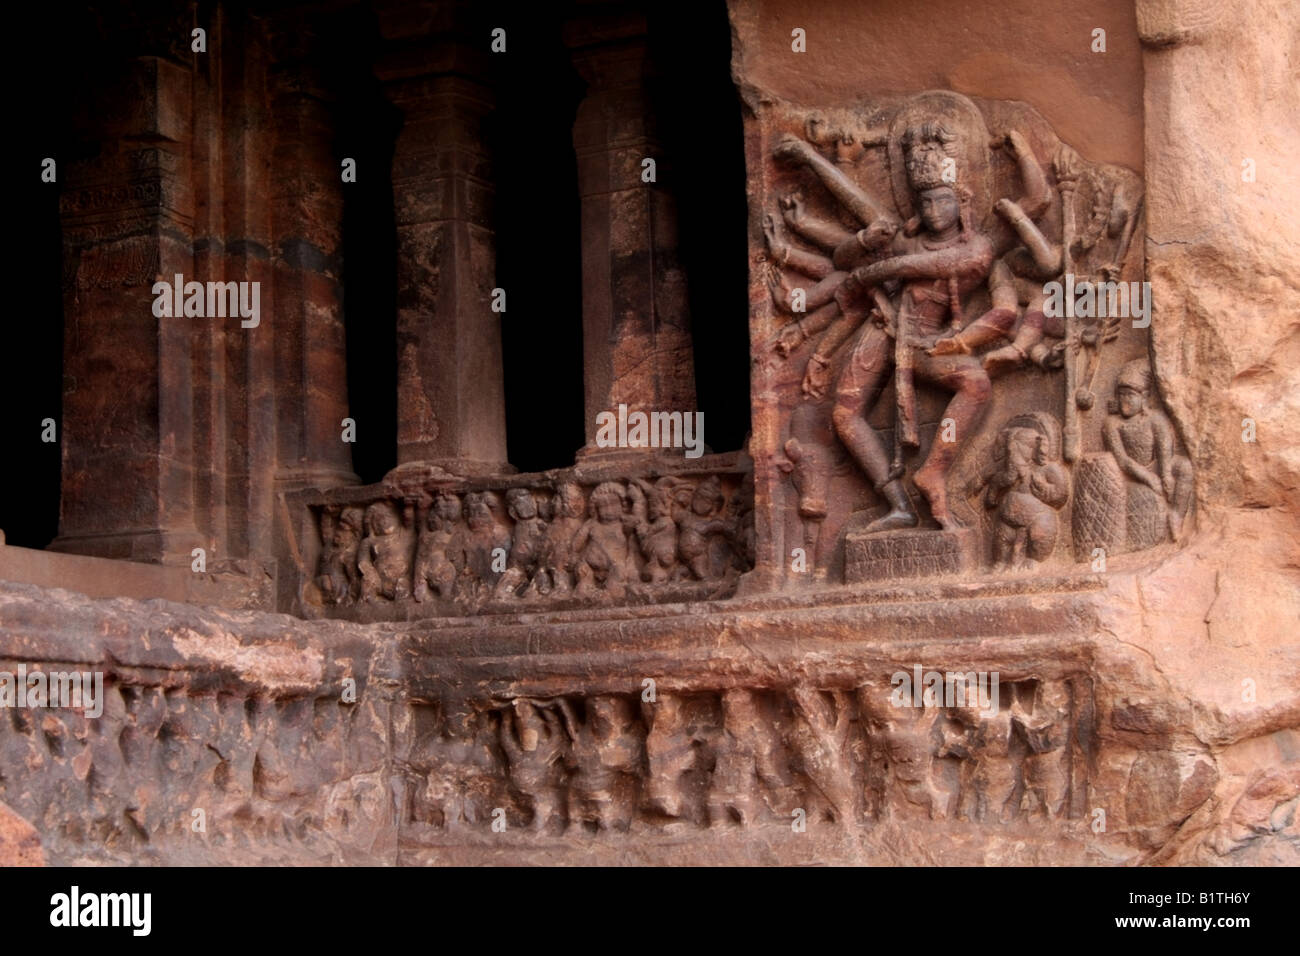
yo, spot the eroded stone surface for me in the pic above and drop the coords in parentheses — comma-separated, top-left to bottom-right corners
(4, 0, 1296, 867)
(2, 565, 1296, 865)
(0, 801, 45, 867)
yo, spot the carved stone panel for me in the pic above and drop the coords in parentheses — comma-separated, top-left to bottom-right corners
(293, 455, 754, 621)
(749, 90, 1193, 587)
(398, 674, 1094, 836)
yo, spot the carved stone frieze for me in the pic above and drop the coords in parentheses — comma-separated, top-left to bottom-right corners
(404, 675, 1092, 834)
(295, 456, 754, 620)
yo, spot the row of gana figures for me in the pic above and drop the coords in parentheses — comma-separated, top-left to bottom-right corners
(314, 474, 755, 610)
(404, 679, 1080, 834)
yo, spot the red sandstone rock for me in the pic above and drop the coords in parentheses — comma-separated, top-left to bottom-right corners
(0, 801, 45, 867)
(3, 0, 1295, 867)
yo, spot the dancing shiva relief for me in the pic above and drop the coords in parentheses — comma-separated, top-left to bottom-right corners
(757, 90, 1190, 583)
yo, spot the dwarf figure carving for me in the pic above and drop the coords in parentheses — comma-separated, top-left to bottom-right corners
(499, 699, 568, 832)
(413, 492, 465, 603)
(941, 704, 1018, 823)
(415, 707, 501, 831)
(1015, 681, 1072, 820)
(573, 482, 636, 598)
(643, 693, 698, 819)
(707, 688, 787, 827)
(629, 477, 683, 584)
(1103, 359, 1194, 547)
(982, 413, 1070, 569)
(788, 686, 857, 824)
(675, 475, 731, 581)
(317, 505, 364, 605)
(461, 491, 511, 598)
(536, 481, 585, 596)
(860, 688, 947, 820)
(558, 696, 644, 832)
(357, 500, 413, 602)
(494, 488, 548, 600)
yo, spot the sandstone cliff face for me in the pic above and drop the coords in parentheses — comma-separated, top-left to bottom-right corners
(1126, 0, 1300, 865)
(1138, 0, 1300, 672)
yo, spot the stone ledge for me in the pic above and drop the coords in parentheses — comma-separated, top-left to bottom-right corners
(0, 542, 269, 610)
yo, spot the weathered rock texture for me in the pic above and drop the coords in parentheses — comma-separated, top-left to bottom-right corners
(2, 0, 1296, 866)
(2, 559, 1297, 864)
(0, 801, 46, 866)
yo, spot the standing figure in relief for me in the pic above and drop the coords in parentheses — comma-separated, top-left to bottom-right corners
(413, 492, 465, 603)
(772, 121, 1013, 532)
(559, 696, 644, 832)
(573, 482, 636, 598)
(460, 491, 511, 598)
(536, 481, 586, 596)
(418, 707, 500, 832)
(499, 699, 568, 831)
(942, 703, 1018, 822)
(1016, 681, 1072, 820)
(778, 403, 835, 572)
(628, 477, 682, 584)
(675, 475, 731, 581)
(643, 693, 697, 818)
(494, 488, 548, 600)
(860, 688, 947, 819)
(317, 505, 364, 605)
(1103, 359, 1194, 544)
(707, 688, 787, 827)
(982, 415, 1070, 568)
(357, 500, 413, 602)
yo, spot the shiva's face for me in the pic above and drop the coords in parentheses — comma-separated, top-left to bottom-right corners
(918, 187, 961, 233)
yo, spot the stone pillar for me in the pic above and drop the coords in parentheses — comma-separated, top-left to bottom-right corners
(379, 39, 510, 477)
(566, 17, 699, 458)
(52, 57, 205, 565)
(269, 51, 358, 491)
